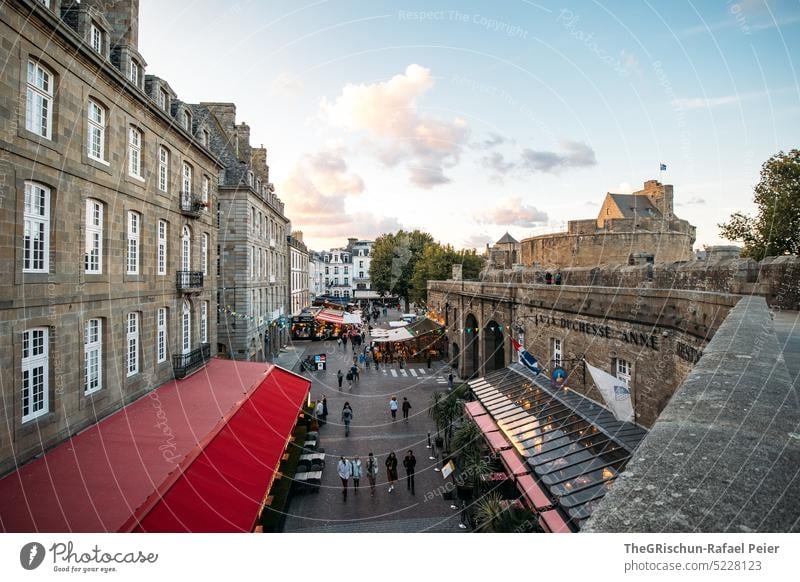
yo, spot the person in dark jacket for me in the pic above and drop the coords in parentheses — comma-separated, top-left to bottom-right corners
(401, 397, 412, 422)
(322, 396, 328, 423)
(385, 452, 398, 492)
(403, 450, 416, 494)
(337, 369, 343, 388)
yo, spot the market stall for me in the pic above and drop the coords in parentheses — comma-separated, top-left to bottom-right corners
(371, 317, 447, 363)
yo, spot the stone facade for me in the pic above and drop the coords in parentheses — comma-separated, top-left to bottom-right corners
(428, 280, 740, 427)
(0, 0, 220, 476)
(289, 230, 309, 315)
(518, 180, 696, 268)
(193, 103, 291, 361)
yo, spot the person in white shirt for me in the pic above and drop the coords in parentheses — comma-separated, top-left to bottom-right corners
(390, 396, 399, 421)
(351, 456, 362, 491)
(337, 456, 352, 502)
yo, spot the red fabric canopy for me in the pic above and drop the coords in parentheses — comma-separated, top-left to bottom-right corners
(485, 431, 511, 452)
(124, 366, 309, 532)
(464, 401, 488, 418)
(0, 360, 309, 533)
(517, 474, 552, 511)
(474, 414, 500, 434)
(315, 309, 344, 324)
(539, 509, 572, 533)
(500, 448, 530, 477)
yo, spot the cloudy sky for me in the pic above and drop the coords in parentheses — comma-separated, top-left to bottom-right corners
(140, 0, 800, 251)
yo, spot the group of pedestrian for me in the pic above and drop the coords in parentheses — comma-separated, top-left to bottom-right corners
(544, 271, 563, 285)
(338, 450, 415, 500)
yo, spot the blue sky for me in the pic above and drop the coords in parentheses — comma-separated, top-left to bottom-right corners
(139, 0, 800, 250)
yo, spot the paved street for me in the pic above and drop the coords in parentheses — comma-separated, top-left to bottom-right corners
(282, 310, 465, 533)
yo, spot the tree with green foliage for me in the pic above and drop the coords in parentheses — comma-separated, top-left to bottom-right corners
(719, 149, 800, 259)
(409, 244, 484, 303)
(369, 230, 433, 305)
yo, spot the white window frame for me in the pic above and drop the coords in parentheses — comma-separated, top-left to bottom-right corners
(84, 318, 102, 394)
(85, 198, 103, 274)
(157, 307, 168, 363)
(129, 60, 139, 86)
(126, 211, 140, 275)
(23, 181, 50, 273)
(158, 147, 169, 192)
(182, 110, 191, 132)
(201, 233, 208, 275)
(552, 338, 562, 366)
(201, 175, 209, 205)
(26, 60, 53, 139)
(182, 225, 191, 272)
(128, 126, 143, 179)
(90, 23, 102, 54)
(158, 88, 168, 110)
(182, 162, 192, 206)
(616, 358, 632, 385)
(182, 300, 191, 354)
(21, 327, 49, 422)
(87, 99, 105, 162)
(157, 220, 167, 276)
(126, 312, 139, 377)
(200, 301, 208, 344)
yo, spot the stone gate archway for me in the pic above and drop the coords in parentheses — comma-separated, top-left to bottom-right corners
(463, 313, 480, 378)
(484, 320, 505, 373)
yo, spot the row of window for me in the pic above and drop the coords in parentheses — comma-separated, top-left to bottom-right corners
(549, 338, 632, 384)
(249, 245, 284, 281)
(250, 206, 284, 243)
(25, 60, 212, 198)
(21, 302, 209, 423)
(22, 183, 210, 276)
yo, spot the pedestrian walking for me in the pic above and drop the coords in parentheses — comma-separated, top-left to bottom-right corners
(351, 456, 362, 491)
(385, 452, 398, 492)
(403, 450, 416, 495)
(448, 373, 454, 390)
(337, 369, 343, 388)
(401, 397, 411, 422)
(555, 272, 562, 285)
(346, 371, 353, 390)
(322, 395, 328, 424)
(337, 337, 342, 349)
(342, 334, 348, 348)
(337, 456, 352, 502)
(427, 355, 432, 369)
(341, 402, 353, 437)
(366, 452, 379, 495)
(389, 396, 399, 421)
(315, 397, 325, 427)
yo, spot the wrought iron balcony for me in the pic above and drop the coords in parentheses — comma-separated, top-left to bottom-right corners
(176, 270, 204, 291)
(180, 193, 205, 217)
(172, 343, 211, 379)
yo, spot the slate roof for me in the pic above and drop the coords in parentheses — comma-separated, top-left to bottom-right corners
(495, 232, 519, 244)
(607, 194, 661, 219)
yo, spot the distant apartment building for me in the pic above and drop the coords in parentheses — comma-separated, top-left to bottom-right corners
(192, 103, 291, 361)
(320, 238, 377, 300)
(0, 0, 220, 475)
(288, 230, 309, 315)
(308, 251, 324, 300)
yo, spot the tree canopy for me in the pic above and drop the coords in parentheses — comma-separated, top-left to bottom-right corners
(719, 149, 800, 258)
(369, 230, 485, 304)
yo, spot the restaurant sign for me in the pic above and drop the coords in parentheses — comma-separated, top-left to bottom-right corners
(532, 314, 660, 351)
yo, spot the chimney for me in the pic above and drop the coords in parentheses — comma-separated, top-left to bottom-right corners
(84, 0, 140, 50)
(235, 122, 251, 161)
(293, 231, 304, 243)
(251, 146, 269, 182)
(202, 102, 237, 135)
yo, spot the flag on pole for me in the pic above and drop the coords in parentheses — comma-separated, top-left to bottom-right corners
(659, 163, 667, 171)
(511, 337, 541, 375)
(585, 362, 634, 422)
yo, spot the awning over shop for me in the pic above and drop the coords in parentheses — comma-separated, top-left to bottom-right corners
(371, 317, 444, 343)
(466, 363, 648, 532)
(314, 308, 362, 326)
(371, 326, 413, 342)
(0, 360, 310, 533)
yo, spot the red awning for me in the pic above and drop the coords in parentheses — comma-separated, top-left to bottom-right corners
(517, 474, 553, 511)
(486, 431, 511, 453)
(125, 365, 309, 532)
(0, 360, 310, 533)
(539, 509, 572, 533)
(465, 401, 488, 418)
(315, 309, 344, 324)
(474, 414, 500, 434)
(500, 448, 530, 477)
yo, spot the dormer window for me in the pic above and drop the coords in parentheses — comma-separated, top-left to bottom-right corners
(129, 60, 139, 86)
(201, 129, 209, 147)
(157, 88, 167, 110)
(182, 110, 191, 131)
(248, 171, 254, 188)
(90, 24, 102, 55)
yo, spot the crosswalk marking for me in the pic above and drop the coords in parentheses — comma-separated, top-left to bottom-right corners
(399, 369, 408, 377)
(382, 369, 387, 375)
(409, 369, 418, 377)
(390, 369, 397, 377)
(418, 369, 426, 375)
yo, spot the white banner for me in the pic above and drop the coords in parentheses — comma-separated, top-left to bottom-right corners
(586, 361, 635, 422)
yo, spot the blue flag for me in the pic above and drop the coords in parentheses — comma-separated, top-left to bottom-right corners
(660, 163, 667, 171)
(511, 337, 541, 375)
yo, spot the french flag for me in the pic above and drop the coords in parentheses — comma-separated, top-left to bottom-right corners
(511, 337, 541, 375)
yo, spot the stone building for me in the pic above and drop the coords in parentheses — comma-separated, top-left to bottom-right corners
(0, 0, 220, 475)
(192, 103, 290, 361)
(485, 232, 521, 269)
(350, 239, 377, 301)
(319, 238, 375, 301)
(520, 180, 696, 268)
(308, 251, 324, 301)
(288, 230, 309, 315)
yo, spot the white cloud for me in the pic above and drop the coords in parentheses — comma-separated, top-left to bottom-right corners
(671, 95, 741, 110)
(478, 197, 549, 227)
(320, 64, 470, 188)
(271, 72, 304, 97)
(462, 233, 493, 250)
(519, 140, 597, 173)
